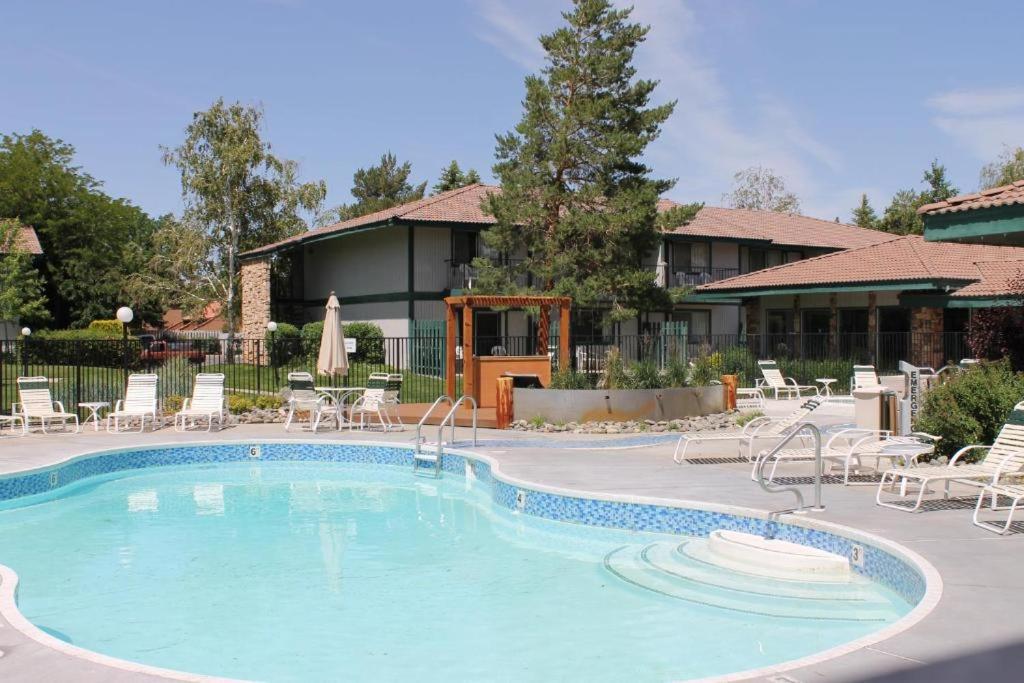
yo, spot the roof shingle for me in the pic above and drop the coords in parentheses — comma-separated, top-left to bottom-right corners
(918, 180, 1024, 216)
(0, 225, 43, 255)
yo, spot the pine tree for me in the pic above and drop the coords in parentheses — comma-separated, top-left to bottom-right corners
(480, 0, 676, 320)
(851, 194, 878, 229)
(320, 153, 426, 223)
(877, 160, 958, 235)
(432, 160, 481, 194)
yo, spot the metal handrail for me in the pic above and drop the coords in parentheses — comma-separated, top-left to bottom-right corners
(437, 395, 478, 450)
(415, 395, 453, 454)
(754, 421, 824, 513)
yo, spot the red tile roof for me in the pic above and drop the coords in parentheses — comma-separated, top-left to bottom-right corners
(918, 180, 1024, 216)
(698, 235, 1024, 294)
(950, 259, 1024, 298)
(0, 225, 43, 255)
(242, 184, 890, 258)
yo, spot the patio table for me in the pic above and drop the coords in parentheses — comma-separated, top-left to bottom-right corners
(315, 386, 365, 427)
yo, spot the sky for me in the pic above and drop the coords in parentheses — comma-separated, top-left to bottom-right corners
(3, 0, 1024, 225)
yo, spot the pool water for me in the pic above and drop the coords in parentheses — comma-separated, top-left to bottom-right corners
(0, 461, 911, 681)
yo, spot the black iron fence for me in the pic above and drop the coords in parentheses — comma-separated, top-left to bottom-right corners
(0, 330, 970, 412)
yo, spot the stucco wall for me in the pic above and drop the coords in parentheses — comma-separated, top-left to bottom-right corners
(413, 226, 449, 291)
(302, 226, 408, 299)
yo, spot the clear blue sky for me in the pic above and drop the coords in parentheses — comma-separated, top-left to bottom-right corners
(4, 0, 1023, 224)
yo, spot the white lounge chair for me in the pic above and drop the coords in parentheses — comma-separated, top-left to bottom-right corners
(107, 373, 160, 433)
(0, 414, 26, 436)
(17, 376, 79, 433)
(753, 430, 939, 485)
(850, 364, 882, 392)
(382, 373, 404, 429)
(174, 373, 227, 432)
(973, 482, 1024, 535)
(284, 372, 339, 432)
(876, 401, 1024, 512)
(349, 373, 392, 432)
(673, 397, 824, 463)
(757, 360, 820, 400)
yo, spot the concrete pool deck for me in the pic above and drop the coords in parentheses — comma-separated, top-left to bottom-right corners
(0, 402, 1021, 682)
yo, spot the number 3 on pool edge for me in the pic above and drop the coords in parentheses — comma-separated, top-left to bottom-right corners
(850, 544, 864, 567)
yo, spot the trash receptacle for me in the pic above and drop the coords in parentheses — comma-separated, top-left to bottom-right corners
(853, 386, 898, 433)
(502, 372, 544, 389)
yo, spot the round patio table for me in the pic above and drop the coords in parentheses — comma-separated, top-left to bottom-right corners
(315, 386, 365, 427)
(78, 401, 110, 432)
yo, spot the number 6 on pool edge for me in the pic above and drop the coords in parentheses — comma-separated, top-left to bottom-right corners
(248, 445, 261, 459)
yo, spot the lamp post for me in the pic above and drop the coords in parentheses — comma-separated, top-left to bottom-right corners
(20, 327, 30, 378)
(267, 321, 278, 386)
(116, 307, 134, 387)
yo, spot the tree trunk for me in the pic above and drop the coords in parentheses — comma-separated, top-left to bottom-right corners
(225, 218, 238, 363)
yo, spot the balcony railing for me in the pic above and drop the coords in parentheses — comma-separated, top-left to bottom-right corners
(447, 258, 528, 291)
(669, 267, 740, 287)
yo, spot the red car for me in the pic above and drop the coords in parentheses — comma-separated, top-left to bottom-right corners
(140, 340, 206, 364)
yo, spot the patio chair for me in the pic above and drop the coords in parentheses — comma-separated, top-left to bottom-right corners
(753, 430, 939, 485)
(383, 373, 404, 429)
(850, 364, 882, 392)
(757, 360, 820, 400)
(174, 373, 227, 432)
(876, 401, 1024, 512)
(0, 414, 26, 436)
(107, 373, 160, 433)
(17, 376, 79, 433)
(673, 397, 824, 463)
(284, 372, 339, 432)
(348, 373, 392, 432)
(972, 482, 1024, 535)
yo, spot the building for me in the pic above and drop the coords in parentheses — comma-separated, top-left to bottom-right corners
(920, 179, 1024, 246)
(0, 225, 44, 340)
(239, 184, 888, 353)
(694, 234, 1024, 369)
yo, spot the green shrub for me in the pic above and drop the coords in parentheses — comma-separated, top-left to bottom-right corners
(157, 357, 194, 398)
(87, 319, 124, 338)
(254, 394, 283, 410)
(778, 358, 855, 391)
(343, 322, 385, 364)
(718, 346, 758, 385)
(598, 347, 629, 389)
(227, 394, 254, 413)
(736, 410, 764, 427)
(267, 322, 301, 365)
(550, 369, 597, 390)
(689, 352, 723, 386)
(627, 361, 662, 390)
(27, 329, 143, 369)
(163, 395, 185, 413)
(662, 356, 690, 388)
(916, 360, 1024, 459)
(300, 321, 324, 358)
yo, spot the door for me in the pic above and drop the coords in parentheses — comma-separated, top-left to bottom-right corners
(474, 311, 502, 356)
(877, 307, 910, 370)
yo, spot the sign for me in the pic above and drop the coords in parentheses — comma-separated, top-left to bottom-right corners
(899, 361, 922, 424)
(345, 338, 357, 353)
(248, 445, 261, 459)
(850, 544, 865, 568)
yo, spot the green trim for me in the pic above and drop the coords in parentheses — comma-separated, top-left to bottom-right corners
(923, 204, 1024, 244)
(682, 293, 743, 304)
(407, 225, 415, 319)
(694, 280, 965, 300)
(662, 233, 770, 246)
(277, 291, 447, 306)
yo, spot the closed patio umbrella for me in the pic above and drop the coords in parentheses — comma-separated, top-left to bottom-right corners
(317, 292, 349, 377)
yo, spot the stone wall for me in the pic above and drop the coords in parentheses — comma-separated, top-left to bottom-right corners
(241, 257, 271, 362)
(910, 307, 944, 368)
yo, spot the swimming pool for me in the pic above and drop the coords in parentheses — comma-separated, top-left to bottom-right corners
(0, 442, 932, 682)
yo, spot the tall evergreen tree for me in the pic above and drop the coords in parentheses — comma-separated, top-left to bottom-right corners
(877, 160, 958, 235)
(851, 194, 878, 229)
(320, 153, 426, 223)
(432, 160, 481, 194)
(480, 0, 676, 320)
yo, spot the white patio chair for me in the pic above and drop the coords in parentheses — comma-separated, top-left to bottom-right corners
(107, 373, 160, 433)
(349, 373, 392, 432)
(383, 373, 404, 429)
(673, 397, 824, 463)
(850, 364, 882, 392)
(757, 360, 820, 400)
(284, 372, 339, 432)
(17, 376, 79, 433)
(877, 401, 1024, 512)
(174, 373, 227, 432)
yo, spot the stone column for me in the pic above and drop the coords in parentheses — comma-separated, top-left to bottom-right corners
(911, 307, 944, 368)
(241, 257, 272, 364)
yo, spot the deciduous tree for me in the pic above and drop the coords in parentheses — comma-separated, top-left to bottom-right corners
(0, 218, 48, 326)
(877, 160, 958, 235)
(980, 146, 1024, 189)
(480, 0, 676, 321)
(723, 166, 800, 213)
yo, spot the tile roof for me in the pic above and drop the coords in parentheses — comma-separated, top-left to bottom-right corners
(698, 235, 1024, 294)
(241, 184, 891, 258)
(665, 206, 892, 250)
(918, 180, 1024, 216)
(0, 225, 43, 255)
(950, 259, 1024, 298)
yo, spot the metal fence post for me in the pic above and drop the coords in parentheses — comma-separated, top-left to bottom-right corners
(256, 339, 262, 396)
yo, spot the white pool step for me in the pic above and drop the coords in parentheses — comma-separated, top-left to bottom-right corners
(707, 530, 851, 582)
(603, 543, 896, 622)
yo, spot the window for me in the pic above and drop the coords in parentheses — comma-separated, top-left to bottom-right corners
(785, 250, 802, 264)
(747, 248, 784, 272)
(451, 231, 477, 264)
(766, 250, 783, 268)
(838, 308, 870, 361)
(670, 242, 710, 275)
(765, 310, 795, 356)
(671, 310, 710, 339)
(571, 309, 606, 343)
(801, 309, 831, 359)
(748, 249, 766, 272)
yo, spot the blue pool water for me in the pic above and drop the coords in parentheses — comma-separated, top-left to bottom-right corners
(0, 459, 911, 681)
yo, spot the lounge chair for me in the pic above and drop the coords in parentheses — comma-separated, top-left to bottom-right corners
(876, 401, 1024, 512)
(673, 397, 824, 463)
(850, 364, 882, 391)
(17, 376, 79, 433)
(0, 414, 26, 436)
(174, 373, 227, 432)
(383, 373, 404, 429)
(753, 430, 939, 485)
(107, 373, 160, 433)
(972, 482, 1024, 535)
(284, 372, 339, 432)
(757, 360, 820, 400)
(349, 373, 392, 432)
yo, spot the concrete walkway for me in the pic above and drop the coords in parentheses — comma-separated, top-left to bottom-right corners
(0, 407, 1021, 682)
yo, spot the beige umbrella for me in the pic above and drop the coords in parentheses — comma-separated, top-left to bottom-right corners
(317, 292, 349, 377)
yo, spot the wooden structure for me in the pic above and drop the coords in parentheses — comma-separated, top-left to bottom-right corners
(444, 295, 571, 408)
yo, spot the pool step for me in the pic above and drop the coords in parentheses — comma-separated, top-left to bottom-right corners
(603, 543, 895, 622)
(706, 530, 851, 582)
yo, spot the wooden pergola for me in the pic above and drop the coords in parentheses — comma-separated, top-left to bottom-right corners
(445, 295, 571, 403)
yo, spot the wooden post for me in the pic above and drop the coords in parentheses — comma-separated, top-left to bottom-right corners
(559, 300, 570, 373)
(537, 305, 550, 356)
(445, 301, 457, 399)
(463, 302, 475, 402)
(496, 376, 514, 429)
(720, 374, 738, 410)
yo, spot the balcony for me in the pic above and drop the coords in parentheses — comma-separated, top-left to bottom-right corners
(447, 258, 529, 291)
(668, 267, 740, 287)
